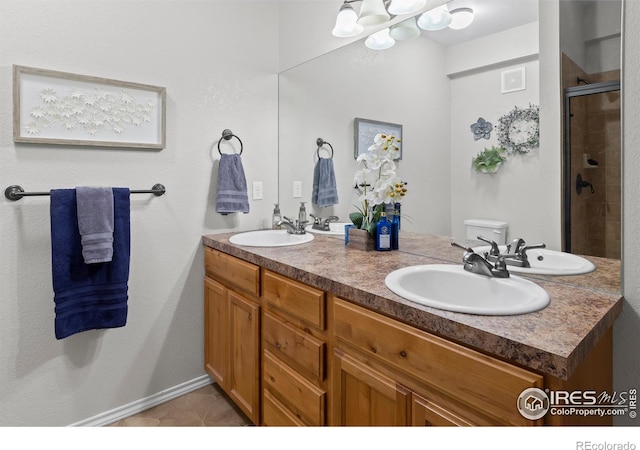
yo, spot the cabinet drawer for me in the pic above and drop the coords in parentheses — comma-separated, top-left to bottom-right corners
(263, 312, 325, 380)
(263, 270, 325, 329)
(334, 298, 543, 426)
(263, 350, 326, 426)
(263, 389, 306, 426)
(205, 247, 259, 296)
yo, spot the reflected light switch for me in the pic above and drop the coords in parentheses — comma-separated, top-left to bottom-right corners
(293, 181, 302, 198)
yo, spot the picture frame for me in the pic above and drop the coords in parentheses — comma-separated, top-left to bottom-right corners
(354, 117, 402, 160)
(13, 65, 166, 149)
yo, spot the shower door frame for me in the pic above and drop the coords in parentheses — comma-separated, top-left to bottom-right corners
(563, 79, 621, 253)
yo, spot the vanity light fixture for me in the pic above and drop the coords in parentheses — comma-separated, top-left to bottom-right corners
(448, 7, 475, 30)
(332, 2, 365, 37)
(365, 28, 396, 50)
(417, 4, 451, 31)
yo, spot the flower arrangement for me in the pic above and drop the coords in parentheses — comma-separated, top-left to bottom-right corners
(472, 146, 507, 174)
(350, 133, 407, 237)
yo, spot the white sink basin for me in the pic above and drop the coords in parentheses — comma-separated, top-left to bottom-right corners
(229, 230, 314, 247)
(385, 264, 549, 315)
(472, 246, 596, 276)
(305, 222, 351, 236)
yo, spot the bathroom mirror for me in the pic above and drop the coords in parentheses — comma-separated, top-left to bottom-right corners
(277, 0, 621, 291)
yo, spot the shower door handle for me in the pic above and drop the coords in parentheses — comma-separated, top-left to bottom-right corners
(576, 173, 595, 195)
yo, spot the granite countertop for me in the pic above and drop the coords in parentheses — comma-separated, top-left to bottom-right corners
(202, 230, 623, 381)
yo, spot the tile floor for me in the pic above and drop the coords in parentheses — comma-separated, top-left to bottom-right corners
(107, 383, 251, 427)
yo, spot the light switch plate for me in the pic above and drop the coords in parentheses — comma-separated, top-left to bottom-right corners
(293, 181, 302, 198)
(252, 181, 263, 200)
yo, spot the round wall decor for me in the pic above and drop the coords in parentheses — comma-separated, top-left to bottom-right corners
(496, 104, 539, 154)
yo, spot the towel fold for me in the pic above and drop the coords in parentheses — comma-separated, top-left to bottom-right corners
(50, 188, 131, 340)
(215, 154, 250, 214)
(312, 158, 339, 208)
(76, 186, 114, 264)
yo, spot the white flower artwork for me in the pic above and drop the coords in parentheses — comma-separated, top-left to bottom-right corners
(25, 86, 155, 137)
(14, 65, 166, 149)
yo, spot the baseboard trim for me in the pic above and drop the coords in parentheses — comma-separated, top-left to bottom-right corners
(70, 375, 214, 427)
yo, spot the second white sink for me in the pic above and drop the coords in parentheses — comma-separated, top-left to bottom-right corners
(385, 264, 549, 315)
(229, 230, 314, 247)
(305, 222, 351, 236)
(472, 246, 596, 276)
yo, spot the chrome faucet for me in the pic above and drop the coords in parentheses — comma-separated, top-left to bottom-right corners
(451, 241, 510, 278)
(277, 216, 307, 235)
(310, 214, 339, 231)
(504, 238, 546, 268)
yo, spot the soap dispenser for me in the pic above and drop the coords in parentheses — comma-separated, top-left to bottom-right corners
(272, 203, 281, 229)
(375, 211, 392, 251)
(298, 202, 307, 225)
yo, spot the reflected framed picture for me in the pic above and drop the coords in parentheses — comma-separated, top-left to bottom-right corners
(354, 117, 402, 160)
(13, 65, 166, 149)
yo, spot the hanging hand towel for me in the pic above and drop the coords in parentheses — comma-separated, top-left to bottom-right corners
(312, 157, 339, 208)
(76, 186, 114, 264)
(50, 188, 131, 340)
(215, 153, 250, 214)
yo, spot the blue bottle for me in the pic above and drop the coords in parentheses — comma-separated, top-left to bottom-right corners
(376, 211, 392, 251)
(391, 208, 399, 250)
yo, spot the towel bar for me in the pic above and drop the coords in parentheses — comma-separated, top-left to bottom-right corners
(4, 184, 166, 201)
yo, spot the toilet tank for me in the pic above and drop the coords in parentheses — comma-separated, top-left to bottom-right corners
(464, 219, 508, 244)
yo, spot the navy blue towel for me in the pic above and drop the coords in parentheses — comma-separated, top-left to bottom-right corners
(50, 188, 131, 340)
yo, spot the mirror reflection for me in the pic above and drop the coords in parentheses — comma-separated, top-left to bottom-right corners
(278, 0, 621, 290)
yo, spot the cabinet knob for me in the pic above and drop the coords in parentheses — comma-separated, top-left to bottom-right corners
(399, 350, 407, 358)
(275, 342, 281, 349)
(370, 346, 377, 354)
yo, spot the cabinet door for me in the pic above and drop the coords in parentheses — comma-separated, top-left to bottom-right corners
(204, 277, 228, 389)
(333, 348, 410, 426)
(228, 290, 260, 424)
(411, 392, 475, 426)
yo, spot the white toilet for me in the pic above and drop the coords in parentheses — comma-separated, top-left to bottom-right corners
(464, 219, 508, 244)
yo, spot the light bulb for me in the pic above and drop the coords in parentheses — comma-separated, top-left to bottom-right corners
(417, 5, 452, 31)
(365, 28, 395, 50)
(449, 8, 475, 30)
(332, 3, 364, 37)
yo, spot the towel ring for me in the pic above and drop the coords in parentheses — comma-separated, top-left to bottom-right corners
(218, 129, 243, 155)
(316, 138, 334, 159)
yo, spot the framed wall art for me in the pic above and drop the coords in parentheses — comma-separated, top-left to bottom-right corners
(13, 65, 166, 149)
(354, 117, 402, 160)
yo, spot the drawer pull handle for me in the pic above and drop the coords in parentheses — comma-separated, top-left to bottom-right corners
(399, 350, 407, 358)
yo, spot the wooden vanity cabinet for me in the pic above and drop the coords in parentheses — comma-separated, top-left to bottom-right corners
(331, 297, 544, 426)
(202, 247, 614, 427)
(204, 248, 261, 424)
(261, 270, 329, 426)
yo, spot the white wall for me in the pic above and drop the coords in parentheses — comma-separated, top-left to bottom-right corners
(278, 37, 452, 236)
(447, 23, 557, 246)
(617, 0, 640, 427)
(0, 0, 279, 426)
